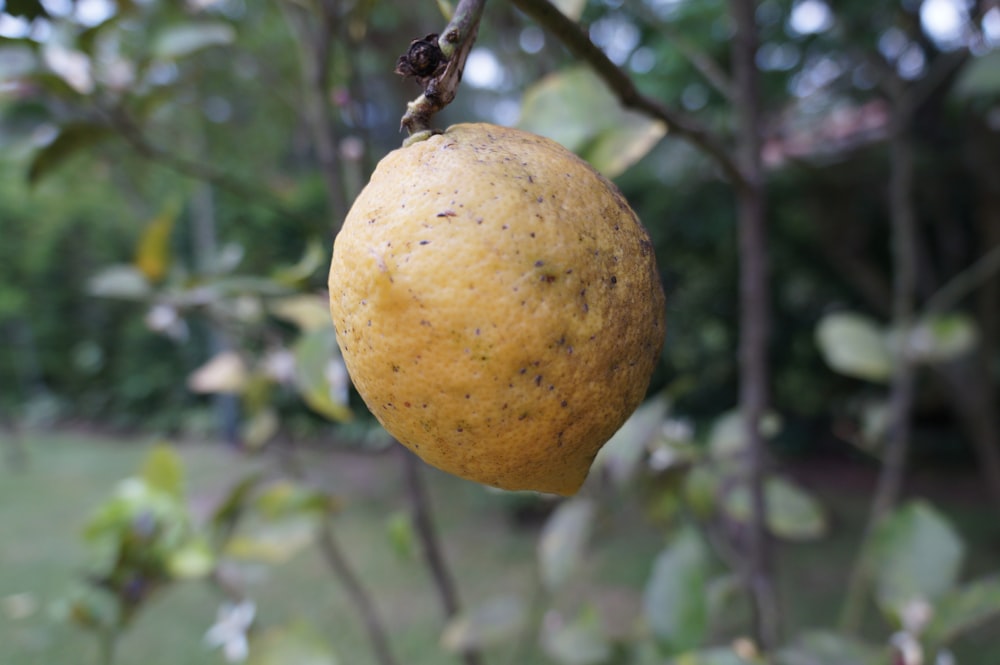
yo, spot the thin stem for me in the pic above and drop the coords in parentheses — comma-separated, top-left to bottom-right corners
(316, 519, 401, 665)
(400, 448, 484, 665)
(924, 242, 1000, 314)
(840, 101, 920, 633)
(507, 0, 746, 189)
(728, 0, 779, 651)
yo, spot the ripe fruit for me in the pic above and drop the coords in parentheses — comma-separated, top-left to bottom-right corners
(328, 123, 664, 495)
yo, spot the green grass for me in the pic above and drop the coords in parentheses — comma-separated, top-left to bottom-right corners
(1, 431, 998, 665)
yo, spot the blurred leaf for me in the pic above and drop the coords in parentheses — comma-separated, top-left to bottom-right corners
(225, 517, 315, 564)
(775, 631, 883, 665)
(708, 409, 782, 460)
(954, 51, 1000, 98)
(666, 647, 755, 665)
(552, 0, 587, 21)
(0, 44, 38, 82)
(210, 472, 264, 539)
(4, 0, 49, 19)
(153, 22, 236, 60)
(682, 466, 719, 519)
(593, 393, 669, 486)
(141, 444, 183, 499)
(538, 497, 595, 592)
(254, 480, 336, 519)
(518, 67, 667, 177)
(435, 0, 455, 20)
(248, 621, 338, 665)
(906, 314, 978, 364)
(241, 407, 279, 449)
(134, 203, 179, 283)
(541, 606, 612, 665)
(188, 351, 248, 394)
(724, 477, 826, 541)
(385, 511, 416, 559)
(643, 527, 709, 653)
(924, 575, 1000, 647)
(0, 100, 49, 147)
(270, 294, 332, 332)
(28, 123, 113, 186)
(87, 265, 152, 300)
(870, 501, 964, 618)
(440, 595, 527, 652)
(815, 312, 892, 382)
(166, 538, 215, 579)
(293, 326, 352, 422)
(272, 239, 326, 287)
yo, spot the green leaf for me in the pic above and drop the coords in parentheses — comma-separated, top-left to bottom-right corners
(924, 575, 1000, 647)
(440, 596, 527, 652)
(775, 631, 883, 665)
(541, 606, 612, 665)
(906, 314, 978, 364)
(187, 351, 248, 394)
(248, 621, 339, 665)
(28, 123, 114, 186)
(870, 501, 964, 618)
(643, 527, 709, 653)
(153, 22, 236, 60)
(225, 517, 316, 564)
(4, 0, 49, 20)
(592, 393, 669, 486)
(723, 477, 827, 541)
(241, 406, 279, 450)
(87, 265, 152, 300)
(270, 294, 333, 332)
(293, 326, 352, 423)
(815, 312, 892, 382)
(707, 409, 782, 460)
(254, 480, 336, 519)
(210, 472, 264, 539)
(385, 511, 416, 559)
(518, 67, 667, 177)
(141, 444, 184, 499)
(272, 239, 326, 287)
(538, 497, 595, 592)
(166, 538, 215, 579)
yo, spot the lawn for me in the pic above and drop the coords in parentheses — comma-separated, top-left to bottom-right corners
(1, 430, 997, 664)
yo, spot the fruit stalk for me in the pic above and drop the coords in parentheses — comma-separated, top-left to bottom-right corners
(396, 0, 486, 141)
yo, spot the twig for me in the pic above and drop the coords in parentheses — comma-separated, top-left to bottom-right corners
(506, 0, 746, 189)
(728, 0, 779, 651)
(400, 448, 484, 665)
(924, 242, 1000, 314)
(316, 519, 401, 665)
(840, 97, 920, 634)
(397, 0, 487, 139)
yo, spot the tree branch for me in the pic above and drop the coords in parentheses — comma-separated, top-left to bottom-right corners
(316, 519, 401, 665)
(507, 0, 746, 189)
(400, 448, 483, 665)
(728, 0, 779, 650)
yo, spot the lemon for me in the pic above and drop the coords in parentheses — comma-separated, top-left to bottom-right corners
(329, 123, 664, 495)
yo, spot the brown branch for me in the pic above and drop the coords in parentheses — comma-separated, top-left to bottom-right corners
(400, 448, 483, 665)
(728, 0, 779, 651)
(398, 0, 487, 139)
(507, 0, 746, 189)
(316, 519, 401, 665)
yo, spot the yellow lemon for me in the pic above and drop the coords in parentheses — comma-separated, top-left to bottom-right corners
(329, 123, 664, 495)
